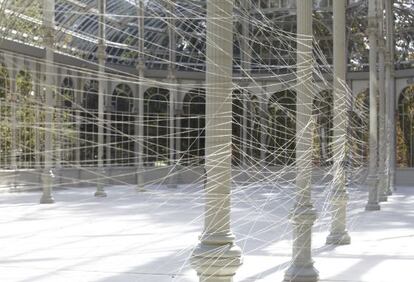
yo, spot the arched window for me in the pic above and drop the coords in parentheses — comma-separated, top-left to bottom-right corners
(80, 80, 99, 165)
(232, 89, 244, 166)
(0, 64, 11, 168)
(112, 84, 133, 112)
(313, 90, 333, 166)
(111, 84, 135, 165)
(350, 89, 369, 165)
(144, 87, 169, 166)
(16, 70, 36, 168)
(83, 80, 98, 111)
(61, 77, 74, 108)
(397, 86, 414, 167)
(60, 78, 75, 166)
(182, 89, 205, 165)
(267, 90, 296, 165)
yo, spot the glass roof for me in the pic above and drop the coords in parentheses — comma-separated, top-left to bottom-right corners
(0, 0, 413, 73)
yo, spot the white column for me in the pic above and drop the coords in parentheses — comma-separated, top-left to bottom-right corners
(40, 0, 55, 204)
(365, 0, 380, 211)
(55, 69, 62, 185)
(385, 0, 395, 195)
(240, 91, 248, 166)
(259, 92, 267, 164)
(326, 0, 351, 245)
(167, 0, 177, 188)
(191, 1, 242, 281)
(94, 0, 107, 197)
(9, 57, 18, 192)
(377, 0, 388, 202)
(35, 63, 42, 170)
(167, 76, 177, 188)
(284, 1, 318, 281)
(135, 0, 146, 192)
(75, 74, 82, 169)
(105, 80, 111, 168)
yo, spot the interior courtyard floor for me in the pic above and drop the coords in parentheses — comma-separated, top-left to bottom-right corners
(0, 182, 413, 282)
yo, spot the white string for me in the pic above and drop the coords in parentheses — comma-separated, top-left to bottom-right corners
(0, 0, 411, 280)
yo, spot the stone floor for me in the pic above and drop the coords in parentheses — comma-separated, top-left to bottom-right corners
(0, 183, 413, 282)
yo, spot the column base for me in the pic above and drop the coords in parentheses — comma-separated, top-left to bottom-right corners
(95, 167, 107, 197)
(40, 194, 55, 204)
(198, 275, 235, 282)
(166, 165, 177, 189)
(94, 190, 107, 197)
(365, 203, 381, 211)
(365, 175, 380, 211)
(283, 264, 319, 282)
(136, 186, 147, 192)
(377, 177, 388, 202)
(192, 242, 242, 281)
(136, 171, 146, 192)
(284, 205, 318, 282)
(40, 170, 55, 204)
(326, 231, 351, 245)
(191, 233, 242, 282)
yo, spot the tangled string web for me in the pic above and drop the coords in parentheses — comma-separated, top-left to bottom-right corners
(0, 0, 373, 280)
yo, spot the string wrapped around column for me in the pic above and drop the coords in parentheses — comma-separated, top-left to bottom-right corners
(40, 0, 55, 204)
(326, 0, 351, 246)
(283, 0, 318, 281)
(191, 0, 242, 281)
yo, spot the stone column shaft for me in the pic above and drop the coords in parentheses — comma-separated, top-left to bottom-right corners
(35, 63, 42, 169)
(166, 76, 177, 188)
(135, 0, 146, 192)
(191, 1, 242, 281)
(95, 0, 107, 197)
(284, 1, 318, 281)
(365, 0, 380, 211)
(40, 0, 55, 204)
(10, 58, 17, 172)
(385, 0, 395, 194)
(377, 0, 388, 202)
(75, 74, 82, 168)
(8, 56, 18, 192)
(167, 0, 177, 188)
(326, 0, 351, 245)
(259, 94, 267, 163)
